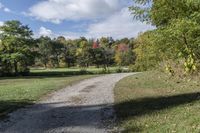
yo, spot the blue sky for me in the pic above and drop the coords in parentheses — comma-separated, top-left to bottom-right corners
(0, 0, 153, 39)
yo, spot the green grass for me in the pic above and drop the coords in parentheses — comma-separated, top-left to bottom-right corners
(114, 71, 200, 133)
(0, 74, 96, 118)
(30, 66, 131, 76)
(31, 67, 117, 72)
(29, 67, 121, 77)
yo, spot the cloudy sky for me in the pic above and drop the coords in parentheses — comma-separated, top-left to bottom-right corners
(0, 0, 153, 39)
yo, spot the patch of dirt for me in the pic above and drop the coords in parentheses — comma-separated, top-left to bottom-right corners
(68, 96, 84, 104)
(80, 85, 96, 93)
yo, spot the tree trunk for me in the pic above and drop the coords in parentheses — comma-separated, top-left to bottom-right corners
(44, 62, 47, 68)
(14, 61, 18, 75)
(68, 62, 70, 68)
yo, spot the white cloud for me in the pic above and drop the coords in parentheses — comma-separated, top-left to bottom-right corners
(27, 0, 122, 24)
(36, 26, 82, 39)
(59, 8, 154, 39)
(36, 8, 154, 39)
(0, 21, 4, 26)
(38, 26, 55, 37)
(86, 8, 154, 39)
(4, 8, 11, 12)
(0, 2, 11, 13)
(34, 5, 154, 39)
(62, 32, 85, 39)
(0, 21, 4, 34)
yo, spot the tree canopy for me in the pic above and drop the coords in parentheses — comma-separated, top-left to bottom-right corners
(0, 20, 35, 76)
(0, 20, 136, 76)
(130, 0, 200, 74)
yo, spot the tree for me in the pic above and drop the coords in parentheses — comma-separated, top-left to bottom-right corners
(115, 43, 135, 66)
(100, 37, 109, 48)
(57, 36, 76, 67)
(0, 20, 35, 75)
(157, 19, 200, 73)
(133, 31, 161, 71)
(37, 36, 52, 68)
(50, 39, 63, 67)
(76, 38, 91, 67)
(129, 0, 200, 26)
(99, 37, 115, 67)
(130, 0, 200, 73)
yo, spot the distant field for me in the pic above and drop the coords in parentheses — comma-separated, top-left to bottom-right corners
(30, 67, 122, 76)
(0, 74, 96, 118)
(114, 71, 200, 133)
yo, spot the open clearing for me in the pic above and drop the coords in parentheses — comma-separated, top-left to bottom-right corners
(0, 73, 133, 133)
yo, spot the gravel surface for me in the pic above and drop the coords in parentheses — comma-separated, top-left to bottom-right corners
(0, 73, 133, 133)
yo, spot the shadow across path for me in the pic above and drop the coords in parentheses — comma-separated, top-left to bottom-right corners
(0, 100, 32, 119)
(0, 92, 199, 132)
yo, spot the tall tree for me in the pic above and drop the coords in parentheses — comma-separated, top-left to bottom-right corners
(57, 36, 76, 67)
(115, 43, 135, 66)
(0, 20, 35, 75)
(37, 36, 52, 68)
(76, 38, 91, 67)
(130, 0, 200, 73)
(51, 40, 63, 67)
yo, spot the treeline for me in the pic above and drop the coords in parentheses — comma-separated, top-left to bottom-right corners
(0, 20, 135, 76)
(3, 0, 198, 77)
(130, 0, 200, 76)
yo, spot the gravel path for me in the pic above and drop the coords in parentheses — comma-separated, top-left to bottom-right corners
(0, 73, 133, 133)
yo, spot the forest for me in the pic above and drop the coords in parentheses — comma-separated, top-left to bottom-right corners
(0, 20, 135, 76)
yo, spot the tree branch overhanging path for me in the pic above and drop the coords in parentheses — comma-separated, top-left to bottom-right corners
(0, 73, 134, 133)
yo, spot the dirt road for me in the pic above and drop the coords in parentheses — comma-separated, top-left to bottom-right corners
(0, 73, 133, 133)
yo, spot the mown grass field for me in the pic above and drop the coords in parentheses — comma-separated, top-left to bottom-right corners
(114, 71, 200, 133)
(30, 67, 120, 76)
(0, 67, 101, 118)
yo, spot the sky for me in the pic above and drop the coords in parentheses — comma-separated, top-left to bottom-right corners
(0, 0, 154, 39)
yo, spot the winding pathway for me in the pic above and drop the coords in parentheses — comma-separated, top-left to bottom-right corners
(0, 73, 133, 133)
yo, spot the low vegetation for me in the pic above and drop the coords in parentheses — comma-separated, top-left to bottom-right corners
(114, 71, 200, 132)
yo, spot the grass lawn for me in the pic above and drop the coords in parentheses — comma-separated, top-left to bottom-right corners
(30, 67, 119, 75)
(0, 74, 96, 118)
(114, 71, 200, 133)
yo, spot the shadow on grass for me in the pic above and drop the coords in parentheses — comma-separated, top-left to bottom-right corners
(0, 92, 199, 132)
(0, 100, 33, 119)
(0, 70, 116, 80)
(0, 71, 97, 80)
(30, 70, 94, 76)
(114, 92, 200, 132)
